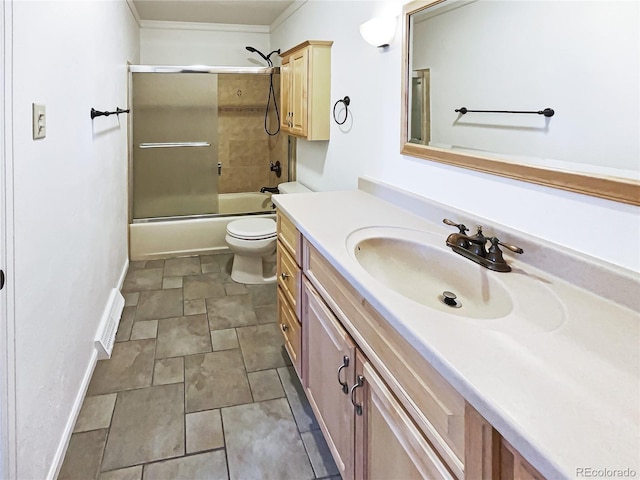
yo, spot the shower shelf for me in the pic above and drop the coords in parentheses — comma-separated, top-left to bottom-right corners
(139, 142, 211, 149)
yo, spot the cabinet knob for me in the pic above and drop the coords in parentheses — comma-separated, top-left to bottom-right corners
(280, 323, 288, 332)
(281, 272, 290, 280)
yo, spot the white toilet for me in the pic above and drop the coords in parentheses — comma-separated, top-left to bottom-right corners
(225, 182, 311, 284)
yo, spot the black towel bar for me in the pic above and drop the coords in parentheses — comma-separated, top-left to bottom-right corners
(455, 107, 555, 117)
(91, 107, 130, 119)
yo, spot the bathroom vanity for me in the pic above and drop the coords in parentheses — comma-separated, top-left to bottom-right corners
(273, 179, 639, 480)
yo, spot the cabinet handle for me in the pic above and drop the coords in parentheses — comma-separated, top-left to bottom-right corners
(280, 323, 288, 332)
(281, 272, 290, 280)
(350, 375, 364, 416)
(337, 355, 350, 394)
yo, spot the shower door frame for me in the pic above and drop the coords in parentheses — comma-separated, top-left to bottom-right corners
(127, 65, 281, 223)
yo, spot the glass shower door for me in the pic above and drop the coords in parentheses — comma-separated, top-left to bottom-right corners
(132, 73, 219, 219)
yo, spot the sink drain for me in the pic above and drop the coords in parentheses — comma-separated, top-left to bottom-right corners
(440, 291, 462, 308)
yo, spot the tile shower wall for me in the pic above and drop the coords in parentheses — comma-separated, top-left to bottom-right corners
(218, 74, 288, 194)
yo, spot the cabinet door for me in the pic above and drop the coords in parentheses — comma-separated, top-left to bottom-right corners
(280, 59, 291, 132)
(354, 352, 456, 480)
(500, 440, 544, 480)
(277, 286, 302, 377)
(277, 241, 301, 318)
(289, 48, 308, 137)
(304, 278, 355, 480)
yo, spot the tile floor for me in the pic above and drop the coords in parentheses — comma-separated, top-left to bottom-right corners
(59, 254, 340, 480)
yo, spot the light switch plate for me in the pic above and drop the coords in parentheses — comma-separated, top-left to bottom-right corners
(32, 103, 46, 139)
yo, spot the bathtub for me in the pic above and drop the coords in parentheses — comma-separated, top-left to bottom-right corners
(129, 192, 275, 260)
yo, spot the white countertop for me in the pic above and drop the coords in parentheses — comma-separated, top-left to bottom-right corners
(273, 189, 640, 480)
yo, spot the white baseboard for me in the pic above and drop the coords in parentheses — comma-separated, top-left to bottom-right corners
(46, 349, 98, 480)
(46, 258, 128, 480)
(117, 257, 129, 291)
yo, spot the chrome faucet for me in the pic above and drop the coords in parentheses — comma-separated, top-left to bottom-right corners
(443, 219, 523, 272)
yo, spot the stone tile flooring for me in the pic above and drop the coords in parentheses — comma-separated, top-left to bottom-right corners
(59, 254, 340, 480)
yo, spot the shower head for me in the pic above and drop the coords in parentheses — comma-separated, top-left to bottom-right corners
(245, 46, 272, 67)
(266, 49, 281, 62)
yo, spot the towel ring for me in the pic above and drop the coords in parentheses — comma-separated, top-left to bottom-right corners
(333, 96, 350, 125)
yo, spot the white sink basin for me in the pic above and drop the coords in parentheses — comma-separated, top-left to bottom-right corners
(346, 227, 513, 319)
(346, 226, 566, 332)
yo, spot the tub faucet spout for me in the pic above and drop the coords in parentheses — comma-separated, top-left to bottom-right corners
(260, 186, 279, 194)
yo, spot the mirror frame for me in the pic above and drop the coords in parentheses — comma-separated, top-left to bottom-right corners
(400, 0, 640, 206)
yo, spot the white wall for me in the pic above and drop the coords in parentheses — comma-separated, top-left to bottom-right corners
(270, 0, 640, 273)
(11, 1, 139, 478)
(140, 22, 271, 65)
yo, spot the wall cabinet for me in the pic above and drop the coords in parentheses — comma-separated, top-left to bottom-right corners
(279, 41, 332, 141)
(275, 209, 546, 480)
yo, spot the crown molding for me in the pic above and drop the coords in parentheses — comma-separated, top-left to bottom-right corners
(270, 0, 307, 32)
(125, 0, 142, 27)
(140, 20, 270, 34)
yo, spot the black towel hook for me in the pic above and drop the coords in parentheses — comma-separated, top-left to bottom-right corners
(333, 96, 351, 125)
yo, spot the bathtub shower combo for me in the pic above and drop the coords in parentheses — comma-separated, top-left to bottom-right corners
(128, 59, 290, 264)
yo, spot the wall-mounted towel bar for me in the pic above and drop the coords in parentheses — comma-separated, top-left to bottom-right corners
(139, 142, 211, 149)
(455, 107, 555, 117)
(91, 107, 130, 119)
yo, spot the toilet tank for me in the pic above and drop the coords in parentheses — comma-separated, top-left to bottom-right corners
(278, 182, 312, 194)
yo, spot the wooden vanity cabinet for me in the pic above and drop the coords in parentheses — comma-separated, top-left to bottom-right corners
(275, 207, 546, 480)
(465, 404, 544, 480)
(303, 278, 357, 479)
(499, 441, 544, 480)
(354, 351, 458, 480)
(303, 275, 455, 480)
(303, 241, 465, 477)
(279, 41, 332, 140)
(300, 238, 463, 480)
(276, 210, 303, 376)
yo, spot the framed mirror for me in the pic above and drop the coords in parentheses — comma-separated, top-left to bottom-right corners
(401, 0, 640, 205)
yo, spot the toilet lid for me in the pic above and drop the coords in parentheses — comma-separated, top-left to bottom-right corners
(226, 218, 277, 240)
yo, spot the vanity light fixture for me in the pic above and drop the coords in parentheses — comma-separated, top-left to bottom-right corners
(359, 15, 397, 48)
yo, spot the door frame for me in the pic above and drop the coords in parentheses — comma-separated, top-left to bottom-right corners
(1, 0, 17, 478)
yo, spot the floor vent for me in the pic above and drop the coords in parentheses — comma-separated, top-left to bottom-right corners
(95, 289, 125, 360)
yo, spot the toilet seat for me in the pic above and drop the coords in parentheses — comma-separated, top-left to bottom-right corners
(226, 218, 276, 240)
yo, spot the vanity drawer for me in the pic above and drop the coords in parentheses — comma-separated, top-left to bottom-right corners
(303, 242, 465, 478)
(277, 210, 302, 265)
(277, 286, 302, 377)
(277, 240, 301, 318)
